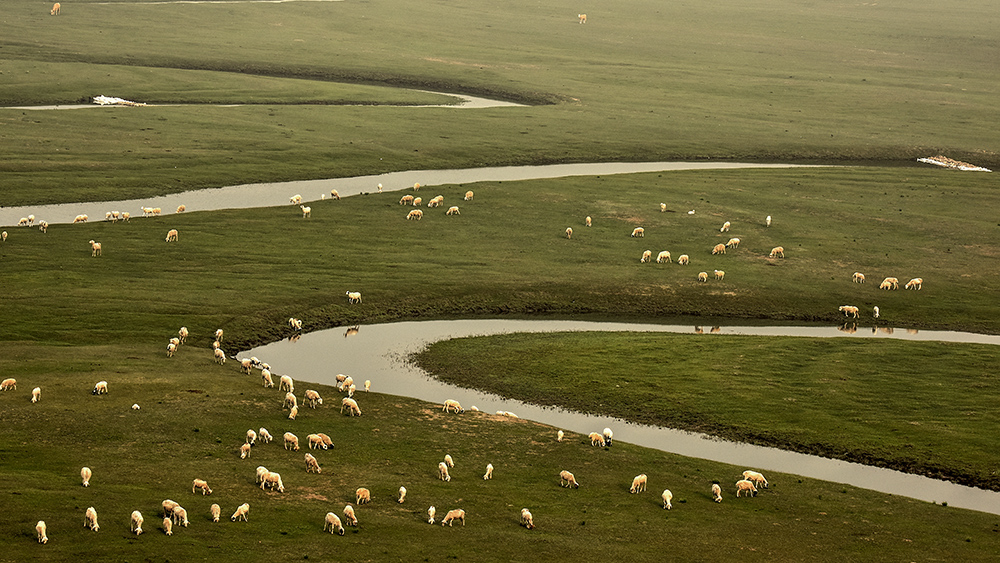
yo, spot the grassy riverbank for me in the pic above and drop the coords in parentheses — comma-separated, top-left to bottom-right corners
(3, 343, 1000, 562)
(416, 332, 1000, 490)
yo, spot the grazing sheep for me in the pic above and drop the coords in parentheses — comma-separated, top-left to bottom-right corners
(853, 272, 866, 283)
(483, 463, 494, 480)
(261, 369, 274, 388)
(214, 348, 226, 365)
(400, 195, 415, 205)
(656, 250, 671, 263)
(698, 271, 709, 282)
(720, 221, 731, 232)
(520, 508, 535, 529)
(438, 462, 451, 482)
(89, 240, 102, 257)
(304, 389, 323, 408)
(192, 479, 213, 495)
(18, 217, 30, 227)
(1, 231, 5, 242)
(444, 454, 455, 468)
(585, 216, 592, 227)
(131, 510, 144, 535)
(346, 291, 363, 304)
(172, 505, 190, 527)
(255, 466, 269, 484)
(162, 499, 180, 518)
(578, 13, 586, 23)
(662, 489, 673, 509)
(712, 483, 723, 503)
(165, 229, 178, 242)
(631, 227, 645, 238)
(736, 479, 758, 497)
(630, 474, 647, 493)
(377, 183, 383, 193)
(712, 243, 726, 255)
(121, 212, 130, 222)
(557, 430, 564, 442)
(464, 190, 474, 201)
(905, 277, 923, 290)
(92, 381, 107, 395)
(176, 327, 188, 344)
(442, 399, 464, 413)
(356, 487, 371, 504)
(152, 207, 162, 216)
(443, 205, 460, 216)
(163, 517, 173, 535)
(73, 214, 89, 223)
(279, 373, 294, 393)
(258, 427, 273, 443)
(566, 227, 573, 239)
(338, 376, 354, 392)
(283, 432, 300, 451)
(176, 205, 186, 213)
(341, 397, 362, 416)
(365, 380, 371, 392)
(84, 507, 99, 531)
(873, 306, 880, 319)
(660, 203, 666, 213)
(317, 432, 334, 449)
(766, 215, 772, 227)
(742, 470, 769, 489)
(305, 453, 322, 473)
(839, 305, 860, 318)
(308, 434, 326, 450)
(231, 503, 250, 522)
(167, 342, 177, 357)
(36, 520, 48, 543)
(398, 486, 407, 503)
(559, 470, 580, 488)
(39, 221, 48, 233)
(603, 427, 613, 446)
(290, 194, 302, 205)
(240, 358, 253, 374)
(589, 432, 605, 447)
(344, 504, 359, 526)
(496, 410, 519, 418)
(288, 405, 298, 420)
(211, 504, 221, 522)
(324, 512, 345, 535)
(725, 237, 740, 249)
(427, 195, 444, 207)
(441, 509, 465, 527)
(413, 182, 421, 191)
(428, 506, 436, 524)
(31, 387, 41, 403)
(51, 2, 61, 15)
(769, 246, 784, 258)
(170, 337, 180, 347)
(300, 205, 311, 218)
(714, 270, 725, 280)
(677, 254, 690, 265)
(640, 250, 652, 263)
(212, 340, 220, 350)
(240, 443, 252, 459)
(262, 471, 285, 493)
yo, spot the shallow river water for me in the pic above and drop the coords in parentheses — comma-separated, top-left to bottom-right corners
(246, 319, 1000, 515)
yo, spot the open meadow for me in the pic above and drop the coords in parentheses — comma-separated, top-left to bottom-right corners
(2, 0, 1000, 560)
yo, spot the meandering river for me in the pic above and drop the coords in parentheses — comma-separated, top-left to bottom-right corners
(245, 319, 1000, 515)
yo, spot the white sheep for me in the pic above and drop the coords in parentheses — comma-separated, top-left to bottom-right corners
(766, 215, 772, 227)
(660, 203, 666, 213)
(240, 358, 253, 374)
(162, 499, 180, 518)
(712, 483, 723, 503)
(341, 397, 362, 416)
(300, 205, 311, 218)
(288, 405, 298, 420)
(677, 254, 690, 265)
(131, 510, 144, 535)
(331, 189, 341, 200)
(578, 13, 586, 23)
(1, 231, 6, 242)
(588, 432, 605, 446)
(31, 387, 41, 403)
(172, 505, 190, 527)
(769, 246, 784, 258)
(317, 433, 334, 449)
(290, 194, 302, 205)
(712, 243, 726, 255)
(51, 2, 61, 15)
(438, 461, 451, 482)
(873, 306, 880, 319)
(377, 183, 383, 193)
(84, 507, 99, 531)
(640, 250, 652, 263)
(261, 369, 274, 388)
(444, 454, 455, 468)
(720, 221, 731, 232)
(176, 205, 186, 213)
(446, 205, 460, 216)
(662, 489, 673, 509)
(356, 487, 371, 504)
(167, 342, 177, 357)
(736, 479, 758, 497)
(81, 466, 92, 486)
(603, 427, 613, 446)
(839, 305, 860, 318)
(557, 430, 564, 442)
(441, 509, 465, 527)
(192, 479, 213, 495)
(344, 504, 359, 526)
(231, 503, 250, 522)
(656, 250, 671, 263)
(18, 217, 30, 227)
(211, 504, 221, 522)
(39, 221, 48, 233)
(283, 432, 300, 451)
(92, 381, 108, 395)
(631, 227, 644, 238)
(559, 470, 580, 488)
(73, 214, 88, 223)
(324, 512, 345, 535)
(240, 442, 252, 459)
(214, 348, 226, 365)
(165, 229, 179, 242)
(742, 470, 768, 489)
(307, 434, 326, 450)
(520, 508, 535, 529)
(346, 291, 363, 304)
(585, 216, 592, 227)
(400, 195, 415, 205)
(725, 237, 740, 249)
(464, 190, 474, 201)
(212, 340, 220, 350)
(262, 471, 285, 492)
(163, 517, 173, 535)
(0, 378, 16, 391)
(852, 272, 866, 283)
(483, 463, 494, 480)
(427, 506, 436, 524)
(36, 520, 48, 543)
(258, 427, 273, 444)
(338, 376, 354, 392)
(714, 270, 725, 280)
(630, 474, 647, 493)
(442, 399, 464, 413)
(305, 389, 323, 408)
(282, 391, 297, 410)
(698, 271, 709, 282)
(413, 182, 421, 191)
(365, 380, 371, 392)
(89, 240, 102, 257)
(121, 212, 130, 222)
(566, 227, 573, 239)
(305, 453, 322, 473)
(398, 486, 407, 504)
(905, 277, 923, 290)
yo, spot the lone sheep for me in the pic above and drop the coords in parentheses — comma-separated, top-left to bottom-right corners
(356, 487, 371, 504)
(484, 463, 494, 480)
(769, 246, 784, 258)
(428, 506, 436, 524)
(714, 270, 725, 280)
(853, 272, 866, 283)
(446, 206, 460, 215)
(712, 483, 723, 503)
(36, 521, 48, 543)
(131, 510, 144, 535)
(165, 229, 178, 242)
(301, 205, 311, 218)
(31, 387, 41, 403)
(192, 479, 213, 495)
(677, 254, 690, 265)
(81, 466, 92, 487)
(698, 272, 708, 282)
(232, 503, 250, 522)
(630, 474, 647, 493)
(631, 227, 644, 238)
(93, 381, 108, 395)
(89, 240, 102, 257)
(520, 508, 534, 529)
(442, 399, 464, 413)
(905, 277, 923, 290)
(640, 250, 652, 263)
(441, 509, 466, 527)
(839, 305, 860, 318)
(725, 237, 740, 249)
(346, 291, 362, 304)
(566, 227, 573, 239)
(559, 470, 580, 488)
(438, 462, 451, 482)
(84, 507, 99, 531)
(51, 2, 61, 15)
(720, 221, 730, 232)
(662, 489, 673, 509)
(465, 190, 474, 201)
(578, 13, 586, 23)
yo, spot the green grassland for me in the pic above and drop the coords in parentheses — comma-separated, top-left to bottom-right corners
(3, 0, 1000, 559)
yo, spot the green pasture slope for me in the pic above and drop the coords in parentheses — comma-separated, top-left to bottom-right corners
(2, 0, 1000, 560)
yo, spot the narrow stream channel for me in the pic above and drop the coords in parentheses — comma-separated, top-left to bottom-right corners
(245, 319, 1000, 516)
